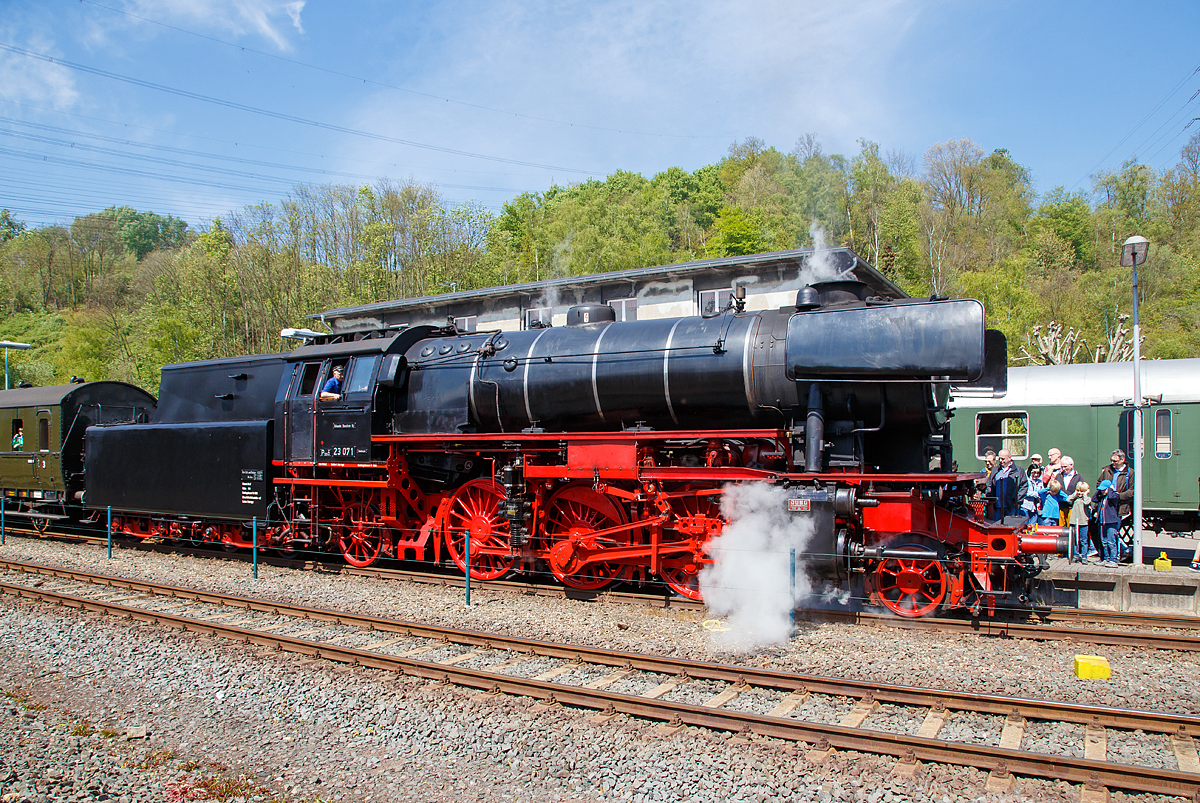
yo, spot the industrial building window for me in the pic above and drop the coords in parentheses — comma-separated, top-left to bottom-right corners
(525, 308, 552, 329)
(699, 289, 732, 316)
(1155, 409, 1172, 459)
(453, 316, 477, 333)
(609, 298, 637, 321)
(37, 418, 49, 452)
(974, 412, 1028, 459)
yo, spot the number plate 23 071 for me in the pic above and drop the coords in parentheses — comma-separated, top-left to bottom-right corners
(787, 499, 811, 512)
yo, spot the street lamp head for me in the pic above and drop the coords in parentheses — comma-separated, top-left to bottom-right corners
(1120, 235, 1149, 267)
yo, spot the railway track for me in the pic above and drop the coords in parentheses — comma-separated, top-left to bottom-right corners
(1, 558, 1198, 798)
(6, 526, 1200, 650)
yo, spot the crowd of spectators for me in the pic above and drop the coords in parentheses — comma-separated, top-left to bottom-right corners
(975, 445, 1136, 568)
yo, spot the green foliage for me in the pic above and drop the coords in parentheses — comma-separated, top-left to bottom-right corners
(0, 209, 24, 244)
(3, 134, 1200, 387)
(707, 206, 768, 257)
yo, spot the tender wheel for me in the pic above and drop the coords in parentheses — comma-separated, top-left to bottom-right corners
(31, 515, 48, 535)
(543, 484, 630, 591)
(872, 539, 948, 618)
(442, 479, 515, 581)
(338, 501, 384, 568)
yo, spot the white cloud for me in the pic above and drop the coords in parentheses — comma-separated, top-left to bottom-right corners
(340, 0, 925, 188)
(0, 35, 79, 109)
(105, 0, 306, 51)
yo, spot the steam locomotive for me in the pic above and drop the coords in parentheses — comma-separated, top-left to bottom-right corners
(0, 280, 1067, 617)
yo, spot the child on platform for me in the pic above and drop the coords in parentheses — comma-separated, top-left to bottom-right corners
(1068, 481, 1092, 563)
(1039, 479, 1064, 527)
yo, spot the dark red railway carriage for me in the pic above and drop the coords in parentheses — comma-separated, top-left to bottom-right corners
(84, 280, 1066, 617)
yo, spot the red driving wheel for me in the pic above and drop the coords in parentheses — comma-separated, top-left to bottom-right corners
(543, 484, 630, 591)
(658, 485, 722, 601)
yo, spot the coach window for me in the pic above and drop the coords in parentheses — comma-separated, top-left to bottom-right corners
(10, 418, 22, 451)
(1155, 409, 1173, 459)
(609, 298, 637, 321)
(699, 289, 732, 316)
(37, 417, 49, 452)
(975, 412, 1028, 459)
(346, 356, 377, 395)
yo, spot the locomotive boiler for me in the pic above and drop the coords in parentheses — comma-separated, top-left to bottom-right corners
(73, 278, 1064, 617)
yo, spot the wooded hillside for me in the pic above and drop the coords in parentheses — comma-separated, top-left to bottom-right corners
(2, 133, 1197, 393)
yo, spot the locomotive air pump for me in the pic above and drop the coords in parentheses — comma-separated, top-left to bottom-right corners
(498, 461, 531, 549)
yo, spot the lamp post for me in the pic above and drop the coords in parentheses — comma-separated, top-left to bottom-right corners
(0, 341, 31, 390)
(1120, 235, 1149, 565)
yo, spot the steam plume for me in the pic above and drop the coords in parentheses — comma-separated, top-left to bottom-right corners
(698, 483, 815, 651)
(802, 221, 855, 285)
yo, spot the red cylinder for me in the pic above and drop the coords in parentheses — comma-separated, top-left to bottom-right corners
(1019, 527, 1068, 555)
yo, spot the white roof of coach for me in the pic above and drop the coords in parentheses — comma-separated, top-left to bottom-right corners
(952, 358, 1200, 409)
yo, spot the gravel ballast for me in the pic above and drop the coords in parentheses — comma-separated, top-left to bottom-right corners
(0, 537, 1195, 802)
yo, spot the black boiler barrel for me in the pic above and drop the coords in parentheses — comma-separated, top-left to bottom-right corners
(470, 314, 762, 432)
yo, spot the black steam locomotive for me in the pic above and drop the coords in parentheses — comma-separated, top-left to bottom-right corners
(0, 280, 1065, 616)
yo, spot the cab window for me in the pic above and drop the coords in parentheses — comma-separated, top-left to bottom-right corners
(346, 356, 378, 395)
(297, 363, 321, 396)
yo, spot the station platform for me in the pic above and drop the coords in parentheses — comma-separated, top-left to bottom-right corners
(1037, 531, 1200, 617)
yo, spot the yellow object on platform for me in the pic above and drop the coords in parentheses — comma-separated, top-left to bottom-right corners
(1074, 655, 1112, 679)
(1155, 551, 1173, 572)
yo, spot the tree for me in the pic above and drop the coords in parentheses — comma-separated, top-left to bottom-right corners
(0, 210, 24, 244)
(707, 206, 767, 257)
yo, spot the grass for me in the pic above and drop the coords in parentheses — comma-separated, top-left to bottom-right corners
(69, 720, 96, 736)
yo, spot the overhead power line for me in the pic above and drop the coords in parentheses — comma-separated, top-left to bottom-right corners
(78, 0, 729, 142)
(1, 98, 549, 181)
(1068, 62, 1200, 190)
(0, 119, 529, 195)
(0, 42, 602, 176)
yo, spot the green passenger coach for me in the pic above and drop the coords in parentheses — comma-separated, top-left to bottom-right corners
(949, 358, 1200, 533)
(0, 382, 157, 531)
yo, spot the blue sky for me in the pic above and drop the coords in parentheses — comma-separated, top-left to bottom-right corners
(2, 0, 1199, 229)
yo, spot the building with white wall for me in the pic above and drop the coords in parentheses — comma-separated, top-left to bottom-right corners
(312, 246, 904, 335)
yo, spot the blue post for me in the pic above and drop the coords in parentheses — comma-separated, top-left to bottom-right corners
(107, 506, 112, 559)
(789, 548, 797, 633)
(252, 517, 258, 579)
(464, 529, 471, 607)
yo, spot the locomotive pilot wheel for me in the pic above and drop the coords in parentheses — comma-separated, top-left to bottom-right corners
(543, 484, 631, 591)
(442, 479, 516, 581)
(871, 535, 948, 618)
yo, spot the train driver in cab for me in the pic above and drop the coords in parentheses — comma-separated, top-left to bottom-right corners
(319, 364, 345, 401)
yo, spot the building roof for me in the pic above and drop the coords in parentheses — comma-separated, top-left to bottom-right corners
(311, 246, 903, 326)
(952, 359, 1200, 408)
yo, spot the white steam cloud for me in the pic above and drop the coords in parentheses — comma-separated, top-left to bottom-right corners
(802, 221, 855, 285)
(698, 483, 815, 652)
